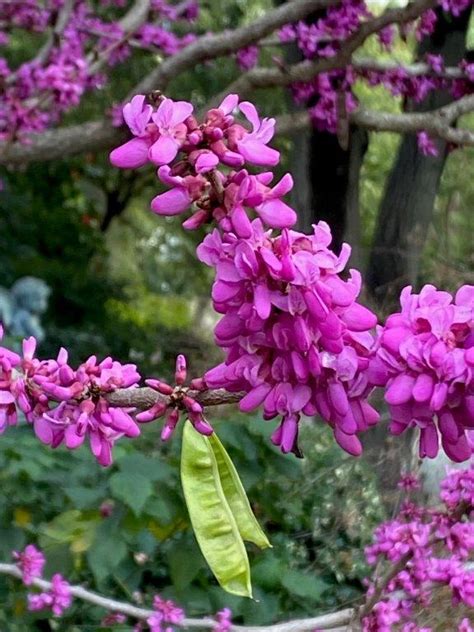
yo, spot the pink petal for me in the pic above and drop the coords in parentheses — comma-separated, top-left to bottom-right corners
(334, 428, 362, 456)
(34, 418, 54, 445)
(109, 138, 150, 169)
(238, 140, 280, 166)
(419, 425, 439, 458)
(151, 188, 191, 215)
(148, 135, 180, 165)
(341, 303, 377, 331)
(256, 199, 297, 229)
(412, 373, 434, 403)
(231, 204, 252, 238)
(219, 94, 239, 114)
(0, 390, 14, 404)
(254, 283, 271, 320)
(385, 374, 416, 406)
(65, 425, 85, 449)
(239, 384, 272, 412)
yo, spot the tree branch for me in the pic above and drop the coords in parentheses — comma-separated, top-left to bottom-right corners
(105, 386, 245, 410)
(205, 0, 438, 107)
(275, 94, 474, 146)
(0, 562, 354, 630)
(131, 0, 339, 96)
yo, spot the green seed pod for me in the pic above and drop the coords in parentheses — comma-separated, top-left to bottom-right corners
(209, 432, 271, 550)
(181, 421, 252, 598)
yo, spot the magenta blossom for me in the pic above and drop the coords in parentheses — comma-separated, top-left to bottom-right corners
(369, 284, 474, 462)
(13, 545, 45, 585)
(199, 220, 378, 457)
(28, 573, 72, 617)
(148, 98, 194, 165)
(147, 594, 185, 632)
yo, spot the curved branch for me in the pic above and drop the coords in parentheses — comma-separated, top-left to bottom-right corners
(205, 0, 438, 107)
(275, 94, 474, 146)
(0, 562, 354, 630)
(131, 0, 338, 95)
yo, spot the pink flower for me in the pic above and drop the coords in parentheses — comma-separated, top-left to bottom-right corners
(136, 354, 213, 440)
(234, 101, 279, 166)
(370, 284, 474, 462)
(199, 220, 378, 457)
(13, 545, 45, 585)
(417, 131, 438, 157)
(214, 608, 232, 632)
(148, 98, 193, 165)
(123, 94, 153, 136)
(28, 573, 72, 617)
(147, 595, 185, 631)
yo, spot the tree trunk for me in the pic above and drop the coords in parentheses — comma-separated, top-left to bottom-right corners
(366, 7, 472, 307)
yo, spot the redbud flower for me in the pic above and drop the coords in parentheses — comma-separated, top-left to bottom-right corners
(13, 545, 45, 585)
(370, 284, 474, 462)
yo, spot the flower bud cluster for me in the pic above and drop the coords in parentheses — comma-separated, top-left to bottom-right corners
(136, 354, 213, 440)
(0, 327, 141, 466)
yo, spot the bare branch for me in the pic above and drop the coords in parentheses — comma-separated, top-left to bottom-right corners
(132, 0, 339, 95)
(105, 386, 245, 410)
(118, 0, 150, 33)
(0, 562, 354, 630)
(352, 56, 467, 80)
(275, 94, 474, 146)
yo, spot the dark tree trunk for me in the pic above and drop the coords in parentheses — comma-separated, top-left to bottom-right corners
(366, 7, 472, 307)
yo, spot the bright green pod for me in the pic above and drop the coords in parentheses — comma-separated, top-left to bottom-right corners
(209, 433, 271, 550)
(181, 421, 252, 598)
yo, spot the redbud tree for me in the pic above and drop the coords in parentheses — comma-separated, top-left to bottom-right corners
(0, 0, 473, 630)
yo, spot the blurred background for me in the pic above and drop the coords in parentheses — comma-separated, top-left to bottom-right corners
(0, 0, 472, 629)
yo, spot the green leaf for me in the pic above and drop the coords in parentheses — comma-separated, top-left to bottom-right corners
(109, 471, 153, 516)
(64, 486, 105, 509)
(167, 546, 205, 590)
(209, 433, 271, 550)
(115, 453, 174, 483)
(87, 522, 128, 583)
(180, 421, 252, 598)
(282, 569, 329, 601)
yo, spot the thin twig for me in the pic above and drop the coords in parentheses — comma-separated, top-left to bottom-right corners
(0, 562, 353, 630)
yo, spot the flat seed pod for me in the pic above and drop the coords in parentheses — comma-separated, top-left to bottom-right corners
(181, 421, 252, 598)
(209, 432, 271, 550)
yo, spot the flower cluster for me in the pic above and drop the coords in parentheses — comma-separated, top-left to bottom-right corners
(110, 93, 296, 233)
(369, 284, 474, 462)
(136, 354, 213, 439)
(198, 219, 379, 457)
(0, 327, 141, 466)
(12, 544, 45, 585)
(110, 94, 474, 463)
(362, 464, 474, 631)
(0, 0, 198, 141)
(213, 608, 233, 632)
(147, 594, 185, 632)
(28, 573, 73, 617)
(13, 545, 72, 617)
